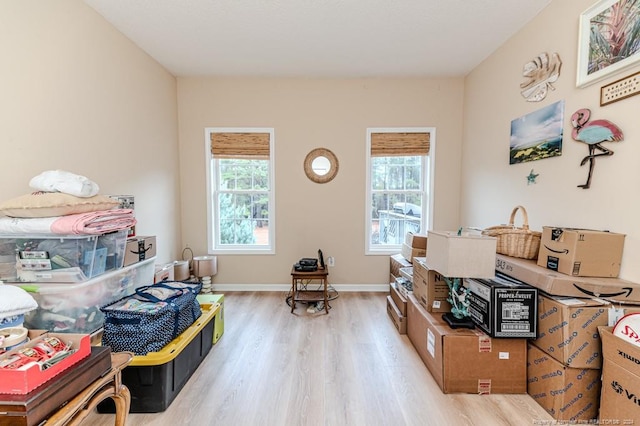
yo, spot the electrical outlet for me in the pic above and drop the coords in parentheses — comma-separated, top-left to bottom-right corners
(328, 256, 335, 267)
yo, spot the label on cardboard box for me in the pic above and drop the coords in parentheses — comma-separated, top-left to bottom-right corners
(427, 328, 436, 358)
(478, 380, 491, 395)
(478, 335, 491, 352)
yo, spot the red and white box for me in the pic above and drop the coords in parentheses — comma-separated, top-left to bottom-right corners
(0, 332, 91, 394)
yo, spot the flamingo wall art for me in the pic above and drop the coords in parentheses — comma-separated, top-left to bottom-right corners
(570, 108, 624, 189)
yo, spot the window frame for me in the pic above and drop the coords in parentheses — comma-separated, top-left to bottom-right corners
(365, 127, 435, 255)
(205, 127, 276, 255)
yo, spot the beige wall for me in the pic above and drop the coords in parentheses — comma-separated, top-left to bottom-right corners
(11, 0, 630, 288)
(0, 0, 181, 264)
(462, 0, 640, 282)
(177, 77, 465, 285)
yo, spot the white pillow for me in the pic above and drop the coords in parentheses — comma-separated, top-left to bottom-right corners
(0, 192, 119, 218)
(0, 284, 38, 317)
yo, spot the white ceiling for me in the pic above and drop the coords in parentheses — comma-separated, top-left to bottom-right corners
(84, 0, 552, 78)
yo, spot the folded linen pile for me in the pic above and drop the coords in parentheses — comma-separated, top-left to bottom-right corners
(0, 170, 135, 236)
(0, 209, 136, 235)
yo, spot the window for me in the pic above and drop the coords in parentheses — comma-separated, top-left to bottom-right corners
(365, 128, 434, 254)
(205, 128, 275, 254)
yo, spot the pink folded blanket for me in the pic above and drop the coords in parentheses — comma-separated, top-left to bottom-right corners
(0, 209, 136, 235)
(50, 209, 136, 235)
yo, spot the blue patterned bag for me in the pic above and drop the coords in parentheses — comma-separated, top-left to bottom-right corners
(101, 281, 202, 355)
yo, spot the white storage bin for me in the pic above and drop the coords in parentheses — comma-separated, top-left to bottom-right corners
(426, 230, 497, 278)
(11, 256, 156, 333)
(0, 230, 128, 283)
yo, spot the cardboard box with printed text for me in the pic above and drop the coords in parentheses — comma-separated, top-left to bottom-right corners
(465, 274, 537, 338)
(527, 343, 601, 422)
(407, 294, 527, 394)
(495, 254, 640, 303)
(598, 326, 640, 424)
(412, 257, 452, 313)
(534, 293, 640, 369)
(537, 227, 625, 277)
(124, 236, 157, 267)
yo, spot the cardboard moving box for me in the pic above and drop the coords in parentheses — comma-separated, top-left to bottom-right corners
(390, 253, 411, 283)
(465, 274, 537, 338)
(527, 343, 601, 422)
(401, 243, 426, 264)
(537, 227, 625, 277)
(386, 295, 407, 334)
(389, 282, 408, 316)
(406, 294, 527, 394)
(404, 232, 427, 249)
(412, 257, 452, 313)
(534, 293, 640, 369)
(495, 254, 640, 303)
(124, 236, 157, 267)
(599, 326, 640, 423)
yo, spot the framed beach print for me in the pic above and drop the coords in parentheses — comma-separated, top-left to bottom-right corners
(510, 100, 564, 165)
(576, 0, 640, 88)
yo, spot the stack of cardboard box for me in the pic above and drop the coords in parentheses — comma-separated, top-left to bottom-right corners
(497, 227, 640, 422)
(406, 230, 534, 395)
(386, 233, 427, 335)
(598, 326, 640, 422)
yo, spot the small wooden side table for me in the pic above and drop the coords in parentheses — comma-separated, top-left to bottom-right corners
(290, 267, 329, 314)
(45, 351, 133, 426)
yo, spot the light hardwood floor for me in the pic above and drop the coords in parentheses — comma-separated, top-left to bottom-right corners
(85, 291, 554, 426)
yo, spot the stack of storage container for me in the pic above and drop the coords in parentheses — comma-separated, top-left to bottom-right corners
(0, 171, 154, 336)
(0, 230, 155, 334)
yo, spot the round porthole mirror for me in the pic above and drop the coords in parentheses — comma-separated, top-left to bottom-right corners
(304, 148, 339, 183)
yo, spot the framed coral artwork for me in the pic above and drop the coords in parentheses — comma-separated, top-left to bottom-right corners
(576, 0, 640, 88)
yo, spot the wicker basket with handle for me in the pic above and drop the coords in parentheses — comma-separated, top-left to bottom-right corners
(482, 205, 541, 260)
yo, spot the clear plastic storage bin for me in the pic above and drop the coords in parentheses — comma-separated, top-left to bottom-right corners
(0, 230, 128, 283)
(10, 256, 156, 333)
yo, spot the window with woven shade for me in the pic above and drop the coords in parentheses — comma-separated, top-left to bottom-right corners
(206, 128, 275, 254)
(366, 128, 434, 253)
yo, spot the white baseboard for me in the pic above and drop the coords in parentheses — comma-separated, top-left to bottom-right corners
(209, 283, 389, 292)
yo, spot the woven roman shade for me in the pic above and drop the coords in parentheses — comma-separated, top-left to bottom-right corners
(210, 132, 270, 159)
(370, 132, 430, 157)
